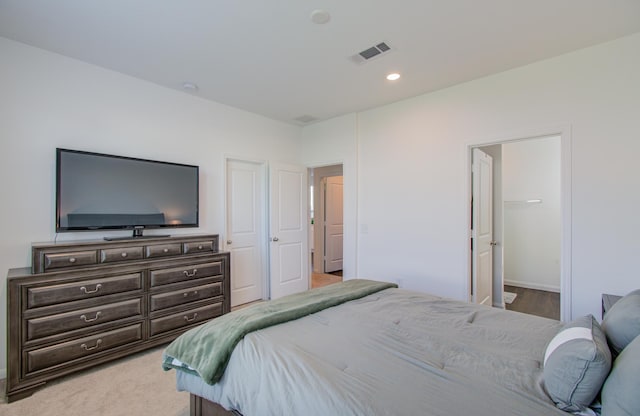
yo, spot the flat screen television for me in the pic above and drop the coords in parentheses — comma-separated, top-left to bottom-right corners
(56, 148, 199, 239)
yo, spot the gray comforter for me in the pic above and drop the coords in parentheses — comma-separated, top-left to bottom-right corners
(175, 288, 568, 416)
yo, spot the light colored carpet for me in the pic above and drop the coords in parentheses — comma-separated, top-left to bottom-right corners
(503, 291, 517, 304)
(0, 345, 189, 416)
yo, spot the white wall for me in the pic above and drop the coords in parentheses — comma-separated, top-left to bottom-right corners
(303, 33, 640, 319)
(0, 38, 302, 376)
(300, 114, 358, 278)
(503, 137, 561, 292)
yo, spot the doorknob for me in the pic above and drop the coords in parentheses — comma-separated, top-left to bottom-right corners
(489, 240, 498, 246)
(271, 237, 279, 242)
(226, 240, 232, 245)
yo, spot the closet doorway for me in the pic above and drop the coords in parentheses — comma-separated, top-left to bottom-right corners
(469, 130, 571, 321)
(309, 164, 344, 288)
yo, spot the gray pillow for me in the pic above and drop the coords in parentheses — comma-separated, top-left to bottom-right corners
(543, 315, 611, 412)
(602, 289, 640, 355)
(601, 334, 640, 416)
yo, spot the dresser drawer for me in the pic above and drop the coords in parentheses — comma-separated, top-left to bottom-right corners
(150, 261, 222, 287)
(26, 299, 143, 341)
(183, 240, 215, 254)
(43, 251, 97, 271)
(145, 243, 182, 258)
(149, 303, 223, 337)
(26, 323, 143, 374)
(150, 282, 223, 312)
(26, 273, 142, 308)
(100, 246, 144, 264)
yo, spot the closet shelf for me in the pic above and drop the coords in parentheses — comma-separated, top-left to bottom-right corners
(504, 199, 542, 205)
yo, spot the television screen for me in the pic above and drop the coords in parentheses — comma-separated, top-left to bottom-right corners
(56, 148, 199, 235)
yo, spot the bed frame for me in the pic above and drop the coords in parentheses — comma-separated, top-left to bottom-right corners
(190, 394, 238, 416)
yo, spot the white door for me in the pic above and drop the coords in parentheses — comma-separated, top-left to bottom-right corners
(471, 148, 494, 306)
(226, 159, 266, 307)
(269, 162, 309, 299)
(323, 176, 343, 273)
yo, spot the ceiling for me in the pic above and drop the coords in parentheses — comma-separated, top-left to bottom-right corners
(1, 1, 639, 125)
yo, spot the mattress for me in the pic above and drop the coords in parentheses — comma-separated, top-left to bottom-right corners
(174, 288, 568, 416)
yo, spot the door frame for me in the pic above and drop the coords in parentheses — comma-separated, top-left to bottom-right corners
(465, 124, 572, 321)
(471, 148, 494, 306)
(224, 155, 270, 301)
(308, 163, 344, 275)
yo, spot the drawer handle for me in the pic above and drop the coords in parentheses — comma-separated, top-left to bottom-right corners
(183, 290, 199, 297)
(80, 339, 102, 351)
(80, 311, 102, 323)
(184, 313, 198, 322)
(69, 257, 77, 263)
(80, 284, 102, 294)
(121, 252, 128, 258)
(183, 269, 198, 278)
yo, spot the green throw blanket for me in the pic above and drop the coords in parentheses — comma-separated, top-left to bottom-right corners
(162, 279, 397, 384)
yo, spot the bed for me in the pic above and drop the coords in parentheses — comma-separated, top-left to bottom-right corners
(162, 280, 640, 416)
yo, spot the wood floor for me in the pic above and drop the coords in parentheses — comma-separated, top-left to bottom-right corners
(504, 285, 560, 320)
(311, 271, 343, 288)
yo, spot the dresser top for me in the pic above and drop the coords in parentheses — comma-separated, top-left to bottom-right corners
(32, 234, 219, 249)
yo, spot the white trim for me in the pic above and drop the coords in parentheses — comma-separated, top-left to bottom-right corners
(354, 112, 360, 278)
(0, 368, 5, 380)
(465, 123, 572, 321)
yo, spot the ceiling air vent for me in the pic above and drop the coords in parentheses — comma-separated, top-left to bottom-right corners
(350, 42, 392, 65)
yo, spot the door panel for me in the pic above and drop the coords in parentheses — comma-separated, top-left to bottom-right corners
(472, 148, 493, 306)
(226, 160, 265, 307)
(324, 176, 343, 273)
(270, 163, 308, 299)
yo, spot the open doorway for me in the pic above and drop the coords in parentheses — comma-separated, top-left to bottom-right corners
(470, 134, 566, 320)
(309, 164, 344, 288)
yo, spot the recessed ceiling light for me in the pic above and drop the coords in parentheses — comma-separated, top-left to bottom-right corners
(182, 82, 199, 91)
(310, 9, 331, 24)
(386, 73, 401, 81)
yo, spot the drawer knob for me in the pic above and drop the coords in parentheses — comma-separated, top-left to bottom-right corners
(69, 257, 77, 263)
(184, 313, 198, 322)
(121, 252, 128, 258)
(80, 284, 102, 294)
(80, 311, 102, 323)
(183, 269, 198, 278)
(163, 248, 169, 253)
(198, 245, 203, 250)
(80, 339, 102, 351)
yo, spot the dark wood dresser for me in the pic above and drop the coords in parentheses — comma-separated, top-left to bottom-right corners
(5, 234, 230, 402)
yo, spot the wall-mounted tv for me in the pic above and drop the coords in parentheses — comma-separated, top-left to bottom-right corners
(56, 148, 199, 239)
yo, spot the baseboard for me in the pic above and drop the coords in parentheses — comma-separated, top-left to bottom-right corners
(504, 279, 560, 293)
